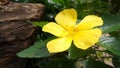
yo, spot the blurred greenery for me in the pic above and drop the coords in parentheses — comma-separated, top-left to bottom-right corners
(15, 0, 120, 68)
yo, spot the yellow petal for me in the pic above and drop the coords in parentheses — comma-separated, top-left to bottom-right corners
(47, 37, 72, 53)
(75, 15, 103, 31)
(73, 28, 102, 50)
(55, 9, 77, 30)
(42, 22, 68, 37)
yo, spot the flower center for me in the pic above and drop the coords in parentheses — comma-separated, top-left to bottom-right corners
(68, 28, 76, 38)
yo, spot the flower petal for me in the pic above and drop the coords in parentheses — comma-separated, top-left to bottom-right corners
(55, 9, 77, 30)
(75, 15, 103, 31)
(73, 28, 102, 50)
(42, 22, 68, 37)
(47, 37, 72, 53)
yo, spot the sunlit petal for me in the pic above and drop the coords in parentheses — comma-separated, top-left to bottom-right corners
(55, 9, 77, 30)
(75, 15, 103, 31)
(47, 37, 72, 53)
(73, 28, 102, 50)
(42, 22, 68, 37)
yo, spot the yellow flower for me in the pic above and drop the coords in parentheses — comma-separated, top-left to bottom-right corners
(42, 9, 103, 53)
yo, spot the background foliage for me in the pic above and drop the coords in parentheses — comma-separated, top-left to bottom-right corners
(14, 0, 120, 68)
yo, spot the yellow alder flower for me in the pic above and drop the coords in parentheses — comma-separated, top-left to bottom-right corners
(42, 9, 103, 53)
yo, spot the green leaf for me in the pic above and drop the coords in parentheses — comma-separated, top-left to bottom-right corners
(98, 36, 120, 56)
(68, 44, 89, 60)
(82, 58, 113, 68)
(110, 31, 120, 40)
(33, 21, 48, 27)
(17, 40, 50, 58)
(101, 15, 120, 33)
(52, 0, 64, 4)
